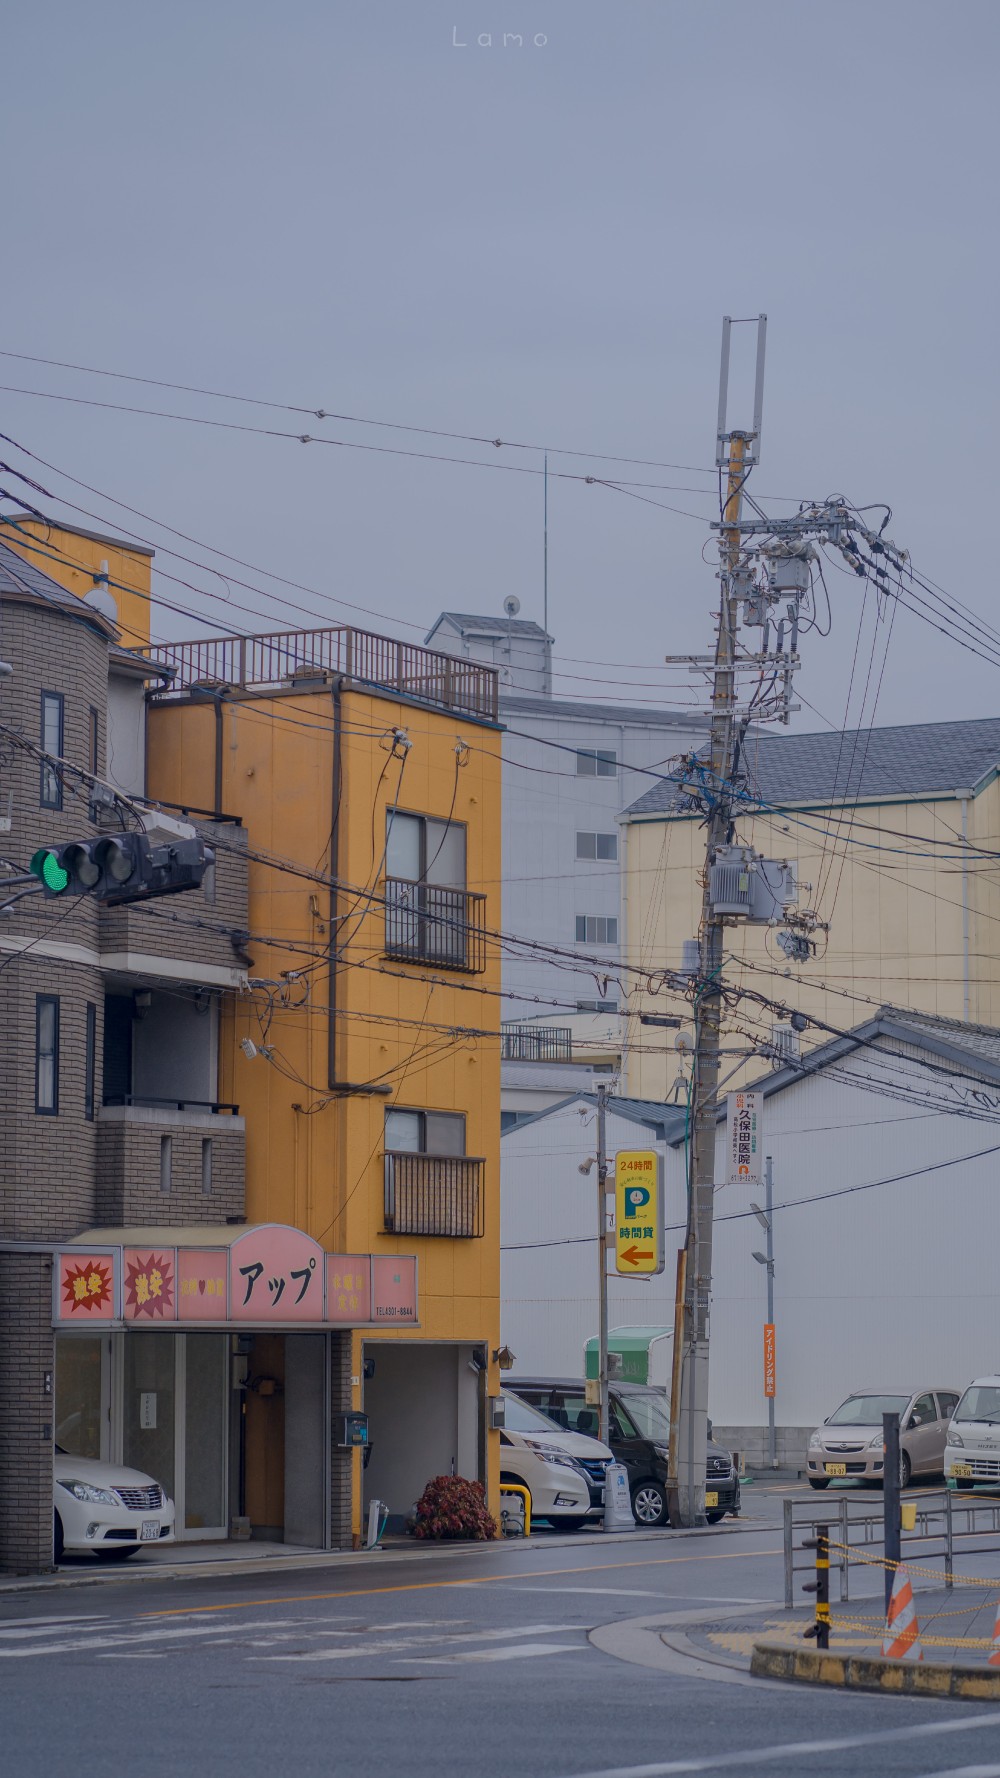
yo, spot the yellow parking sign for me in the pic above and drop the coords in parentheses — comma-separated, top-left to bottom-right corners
(614, 1150, 664, 1276)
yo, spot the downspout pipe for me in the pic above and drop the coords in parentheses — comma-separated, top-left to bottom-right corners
(957, 789, 971, 1022)
(328, 677, 344, 1090)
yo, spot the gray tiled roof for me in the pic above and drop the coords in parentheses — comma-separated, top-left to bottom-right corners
(500, 692, 708, 729)
(0, 537, 113, 634)
(625, 718, 1000, 817)
(429, 611, 553, 641)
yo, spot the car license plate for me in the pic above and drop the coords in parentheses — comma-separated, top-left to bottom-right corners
(705, 1492, 718, 1508)
(952, 1462, 973, 1479)
(140, 1520, 159, 1542)
(824, 1463, 847, 1476)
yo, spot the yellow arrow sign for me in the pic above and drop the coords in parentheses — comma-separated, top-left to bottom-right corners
(614, 1150, 664, 1276)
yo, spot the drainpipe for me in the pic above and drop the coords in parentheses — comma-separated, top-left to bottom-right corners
(958, 790, 971, 1022)
(213, 692, 225, 817)
(328, 679, 344, 1090)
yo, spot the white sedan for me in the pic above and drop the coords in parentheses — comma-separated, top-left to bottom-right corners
(54, 1449, 175, 1560)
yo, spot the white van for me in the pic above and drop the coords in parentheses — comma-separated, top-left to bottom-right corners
(501, 1390, 613, 1523)
(945, 1376, 1000, 1487)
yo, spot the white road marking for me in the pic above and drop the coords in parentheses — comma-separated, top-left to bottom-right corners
(0, 1614, 108, 1632)
(259, 1622, 581, 1664)
(913, 1768, 1000, 1777)
(562, 1713, 1000, 1778)
(95, 1653, 167, 1660)
(410, 1642, 579, 1664)
(0, 1617, 307, 1657)
(498, 1587, 661, 1599)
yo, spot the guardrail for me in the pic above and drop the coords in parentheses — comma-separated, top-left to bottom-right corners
(783, 1490, 1000, 1607)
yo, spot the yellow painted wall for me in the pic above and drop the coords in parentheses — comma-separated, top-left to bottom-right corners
(0, 517, 152, 648)
(623, 781, 1000, 1101)
(147, 682, 503, 1528)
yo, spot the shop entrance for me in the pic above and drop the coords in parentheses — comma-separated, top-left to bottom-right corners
(362, 1342, 485, 1531)
(238, 1331, 328, 1547)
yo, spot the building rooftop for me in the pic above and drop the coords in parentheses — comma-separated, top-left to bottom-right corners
(625, 716, 1000, 818)
(0, 536, 115, 634)
(500, 691, 708, 729)
(428, 611, 553, 642)
(0, 513, 154, 557)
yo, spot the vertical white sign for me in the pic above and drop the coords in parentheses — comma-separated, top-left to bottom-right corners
(727, 1091, 763, 1188)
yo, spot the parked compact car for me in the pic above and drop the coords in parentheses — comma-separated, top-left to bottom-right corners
(54, 1449, 176, 1560)
(498, 1427, 593, 1530)
(508, 1376, 740, 1526)
(501, 1390, 613, 1525)
(945, 1377, 1000, 1489)
(807, 1388, 960, 1489)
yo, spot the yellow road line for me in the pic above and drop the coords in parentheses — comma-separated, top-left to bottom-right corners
(140, 1546, 783, 1619)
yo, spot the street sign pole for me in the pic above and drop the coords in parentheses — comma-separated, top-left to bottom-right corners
(883, 1410, 902, 1613)
(765, 1155, 776, 1469)
(596, 1084, 610, 1455)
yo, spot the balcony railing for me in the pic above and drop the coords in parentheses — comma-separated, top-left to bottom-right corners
(383, 1153, 485, 1239)
(102, 1095, 241, 1115)
(383, 878, 487, 973)
(142, 624, 499, 723)
(501, 1025, 573, 1063)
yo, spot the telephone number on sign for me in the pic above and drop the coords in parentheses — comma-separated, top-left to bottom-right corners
(376, 1307, 416, 1319)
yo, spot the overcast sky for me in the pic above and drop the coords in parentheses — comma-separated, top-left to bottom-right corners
(2, 0, 996, 733)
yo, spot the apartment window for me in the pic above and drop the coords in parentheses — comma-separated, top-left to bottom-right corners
(576, 831, 618, 862)
(576, 748, 616, 778)
(159, 1135, 173, 1194)
(35, 995, 60, 1114)
(84, 1003, 96, 1121)
(385, 1108, 466, 1155)
(575, 915, 618, 945)
(40, 691, 65, 809)
(88, 706, 100, 821)
(384, 808, 485, 971)
(201, 1138, 213, 1196)
(577, 998, 619, 1014)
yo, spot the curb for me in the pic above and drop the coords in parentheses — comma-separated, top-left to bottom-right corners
(0, 1515, 763, 1596)
(751, 1641, 1000, 1700)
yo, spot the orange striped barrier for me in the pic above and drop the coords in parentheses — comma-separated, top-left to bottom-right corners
(989, 1602, 1000, 1668)
(881, 1562, 923, 1661)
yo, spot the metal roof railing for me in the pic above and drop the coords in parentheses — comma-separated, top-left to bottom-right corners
(141, 624, 499, 723)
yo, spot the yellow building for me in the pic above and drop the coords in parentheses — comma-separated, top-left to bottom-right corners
(622, 719, 1000, 1101)
(143, 629, 503, 1540)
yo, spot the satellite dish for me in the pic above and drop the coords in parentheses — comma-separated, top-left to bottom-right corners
(503, 595, 521, 618)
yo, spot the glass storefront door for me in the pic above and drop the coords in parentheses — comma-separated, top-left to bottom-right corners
(55, 1335, 108, 1460)
(181, 1334, 228, 1535)
(123, 1331, 177, 1506)
(120, 1333, 229, 1539)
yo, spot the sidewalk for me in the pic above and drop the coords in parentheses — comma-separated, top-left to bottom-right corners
(0, 1511, 770, 1595)
(675, 1583, 1000, 1673)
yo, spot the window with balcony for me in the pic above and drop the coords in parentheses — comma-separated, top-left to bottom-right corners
(575, 748, 616, 778)
(575, 915, 618, 944)
(383, 1108, 484, 1238)
(576, 831, 618, 861)
(383, 809, 485, 972)
(40, 691, 64, 809)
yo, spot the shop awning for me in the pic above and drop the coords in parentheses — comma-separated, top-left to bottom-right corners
(584, 1325, 673, 1385)
(55, 1222, 418, 1331)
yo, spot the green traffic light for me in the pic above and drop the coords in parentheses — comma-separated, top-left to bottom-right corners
(29, 848, 69, 894)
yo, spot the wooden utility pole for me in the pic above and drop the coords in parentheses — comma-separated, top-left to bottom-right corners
(669, 316, 765, 1528)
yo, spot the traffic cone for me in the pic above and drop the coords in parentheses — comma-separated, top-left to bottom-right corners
(882, 1562, 923, 1661)
(988, 1602, 1000, 1667)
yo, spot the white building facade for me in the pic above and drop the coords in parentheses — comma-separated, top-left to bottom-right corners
(424, 612, 706, 1123)
(501, 1010, 1000, 1469)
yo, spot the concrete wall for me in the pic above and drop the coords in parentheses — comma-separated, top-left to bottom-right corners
(106, 671, 147, 797)
(132, 990, 218, 1103)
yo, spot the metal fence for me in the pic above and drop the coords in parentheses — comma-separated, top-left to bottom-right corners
(383, 1153, 485, 1239)
(783, 1490, 1000, 1607)
(383, 877, 487, 974)
(143, 624, 499, 723)
(500, 1025, 573, 1062)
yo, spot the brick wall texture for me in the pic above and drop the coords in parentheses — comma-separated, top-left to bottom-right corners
(329, 1331, 354, 1550)
(0, 1252, 56, 1572)
(96, 1118, 245, 1223)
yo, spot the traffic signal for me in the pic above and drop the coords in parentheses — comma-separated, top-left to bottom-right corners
(29, 834, 213, 904)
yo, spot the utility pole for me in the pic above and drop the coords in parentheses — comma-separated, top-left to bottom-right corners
(669, 315, 766, 1528)
(596, 1082, 610, 1456)
(752, 1156, 777, 1470)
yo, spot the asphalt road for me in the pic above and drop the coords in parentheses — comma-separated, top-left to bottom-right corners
(4, 1489, 1000, 1778)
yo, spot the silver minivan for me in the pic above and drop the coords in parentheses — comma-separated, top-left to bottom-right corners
(807, 1388, 960, 1488)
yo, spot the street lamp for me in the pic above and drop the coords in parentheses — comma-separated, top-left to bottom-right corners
(750, 1157, 778, 1469)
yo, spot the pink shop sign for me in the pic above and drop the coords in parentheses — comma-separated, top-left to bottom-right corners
(228, 1225, 325, 1322)
(325, 1256, 372, 1324)
(177, 1249, 229, 1321)
(371, 1255, 418, 1324)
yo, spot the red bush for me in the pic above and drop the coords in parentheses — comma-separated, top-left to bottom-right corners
(412, 1475, 498, 1541)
